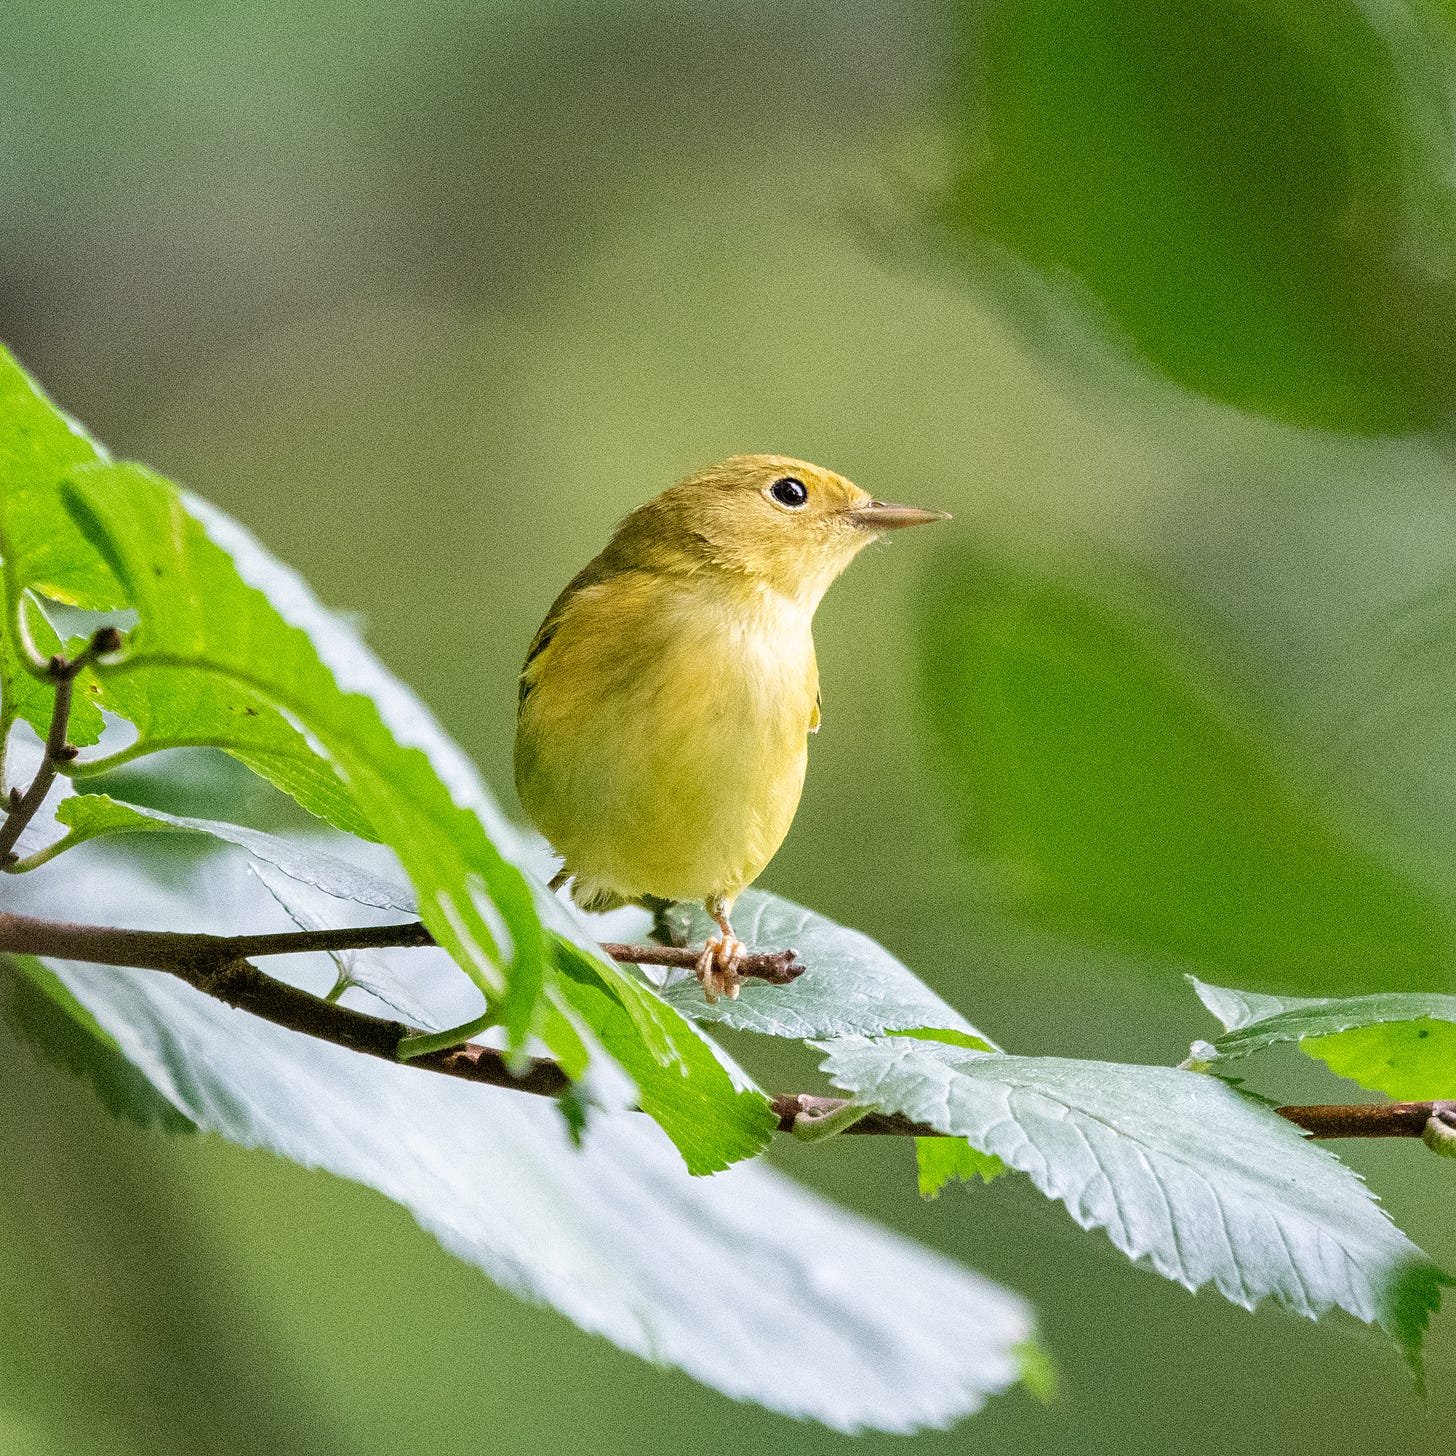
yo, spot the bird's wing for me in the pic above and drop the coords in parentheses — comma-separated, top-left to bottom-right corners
(518, 555, 622, 709)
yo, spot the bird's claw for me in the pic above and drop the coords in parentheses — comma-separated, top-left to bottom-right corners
(695, 934, 746, 1003)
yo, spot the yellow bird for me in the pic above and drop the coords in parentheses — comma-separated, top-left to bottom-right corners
(515, 454, 947, 1001)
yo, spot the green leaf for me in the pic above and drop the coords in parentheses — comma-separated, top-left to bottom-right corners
(818, 1036, 1449, 1365)
(0, 348, 368, 837)
(942, 0, 1456, 432)
(57, 459, 552, 1055)
(0, 353, 119, 611)
(659, 890, 998, 1043)
(916, 1137, 1006, 1197)
(1309, 1024, 1456, 1102)
(51, 791, 193, 848)
(1013, 1337, 1059, 1404)
(13, 851, 1035, 1434)
(554, 943, 778, 1176)
(921, 557, 1455, 990)
(0, 954, 193, 1133)
(82, 663, 373, 838)
(1191, 977, 1456, 1100)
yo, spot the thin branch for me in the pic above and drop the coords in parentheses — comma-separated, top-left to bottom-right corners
(601, 941, 803, 985)
(0, 907, 1448, 1146)
(1275, 1101, 1456, 1140)
(0, 913, 799, 986)
(767, 1093, 1456, 1142)
(0, 913, 435, 971)
(0, 629, 121, 868)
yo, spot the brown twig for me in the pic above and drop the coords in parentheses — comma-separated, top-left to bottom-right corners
(1276, 1101, 1456, 1140)
(0, 628, 121, 869)
(601, 941, 803, 985)
(768, 1094, 1456, 1141)
(0, 908, 1448, 1146)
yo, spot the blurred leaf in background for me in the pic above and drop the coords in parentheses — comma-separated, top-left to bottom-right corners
(920, 552, 1456, 990)
(940, 0, 1456, 432)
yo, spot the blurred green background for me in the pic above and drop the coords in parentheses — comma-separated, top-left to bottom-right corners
(4, 1, 1455, 1451)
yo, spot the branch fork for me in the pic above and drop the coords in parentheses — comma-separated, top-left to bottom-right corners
(0, 627, 124, 868)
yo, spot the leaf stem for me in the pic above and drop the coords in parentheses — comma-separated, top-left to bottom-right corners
(59, 737, 177, 779)
(790, 1099, 877, 1142)
(4, 830, 82, 874)
(396, 1011, 499, 1061)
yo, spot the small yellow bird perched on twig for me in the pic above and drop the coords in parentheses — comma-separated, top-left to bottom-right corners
(515, 454, 947, 1001)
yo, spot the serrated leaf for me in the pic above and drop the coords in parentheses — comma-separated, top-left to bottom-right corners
(58, 459, 552, 1054)
(659, 890, 997, 1044)
(922, 557, 1455, 990)
(0, 954, 193, 1133)
(917, 1137, 1007, 1197)
(1191, 976, 1456, 1100)
(9, 852, 1034, 1434)
(0, 345, 367, 836)
(819, 1036, 1448, 1365)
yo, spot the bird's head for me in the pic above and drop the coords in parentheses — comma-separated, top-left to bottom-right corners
(614, 454, 949, 607)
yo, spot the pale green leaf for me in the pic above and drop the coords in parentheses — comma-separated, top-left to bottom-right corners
(11, 852, 1035, 1434)
(52, 795, 772, 1173)
(659, 890, 997, 1044)
(819, 1036, 1449, 1365)
(249, 861, 443, 1031)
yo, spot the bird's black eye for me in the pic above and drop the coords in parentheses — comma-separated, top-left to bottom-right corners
(769, 476, 809, 509)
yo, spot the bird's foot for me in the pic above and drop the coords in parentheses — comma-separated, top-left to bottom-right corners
(695, 933, 746, 1004)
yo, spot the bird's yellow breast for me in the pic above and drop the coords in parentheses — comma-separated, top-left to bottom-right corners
(515, 569, 818, 907)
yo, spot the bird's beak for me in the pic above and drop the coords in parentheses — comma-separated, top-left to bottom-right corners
(846, 501, 952, 531)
